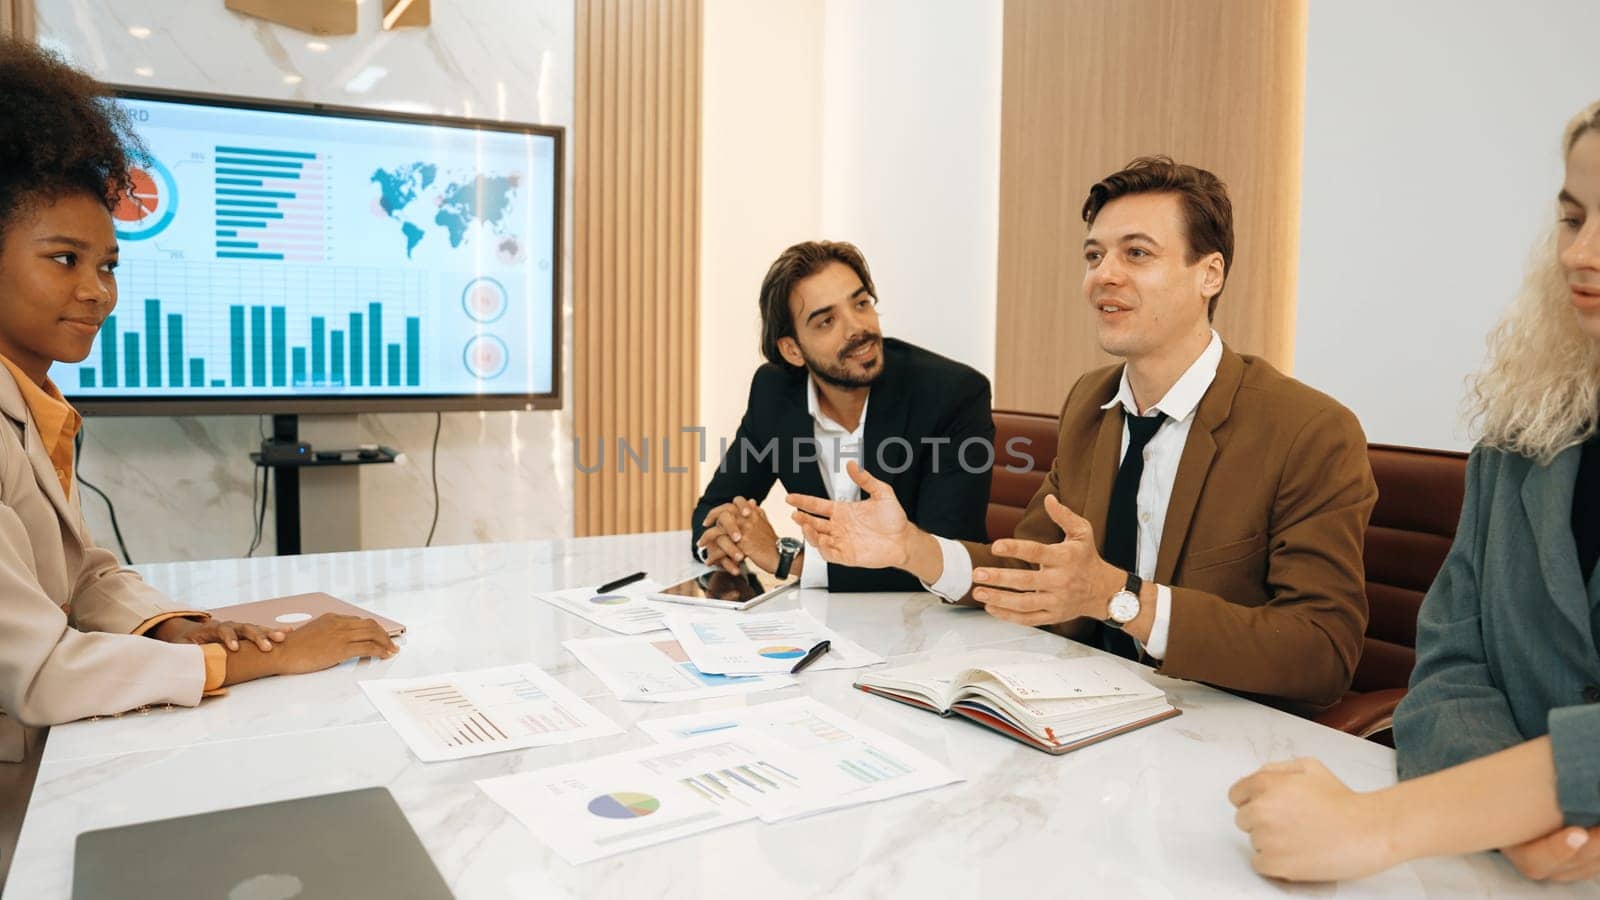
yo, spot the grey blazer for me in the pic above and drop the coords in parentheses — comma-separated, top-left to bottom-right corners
(1393, 444, 1600, 826)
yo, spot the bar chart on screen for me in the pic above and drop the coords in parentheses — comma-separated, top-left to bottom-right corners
(55, 94, 561, 403)
(69, 260, 429, 393)
(212, 144, 330, 263)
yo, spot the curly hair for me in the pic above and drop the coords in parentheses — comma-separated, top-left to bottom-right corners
(0, 35, 145, 244)
(1469, 99, 1600, 464)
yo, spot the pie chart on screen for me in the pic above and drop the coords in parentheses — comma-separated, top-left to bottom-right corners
(112, 157, 178, 240)
(462, 334, 509, 379)
(460, 276, 508, 323)
(587, 792, 660, 820)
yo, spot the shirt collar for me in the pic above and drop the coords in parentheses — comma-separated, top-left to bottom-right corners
(1100, 330, 1223, 422)
(806, 375, 869, 437)
(0, 356, 82, 465)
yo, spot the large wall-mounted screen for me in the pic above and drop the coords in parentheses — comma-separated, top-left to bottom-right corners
(55, 88, 563, 415)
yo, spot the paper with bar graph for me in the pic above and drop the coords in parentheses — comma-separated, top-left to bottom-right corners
(477, 730, 851, 863)
(359, 664, 622, 761)
(663, 609, 884, 675)
(636, 697, 961, 818)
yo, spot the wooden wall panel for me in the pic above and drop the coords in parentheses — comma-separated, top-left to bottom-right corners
(574, 0, 701, 535)
(2, 1, 37, 40)
(996, 0, 1306, 413)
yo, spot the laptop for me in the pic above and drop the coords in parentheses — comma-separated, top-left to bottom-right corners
(210, 591, 407, 637)
(72, 787, 453, 899)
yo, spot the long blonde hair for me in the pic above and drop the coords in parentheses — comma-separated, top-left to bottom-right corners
(1470, 100, 1600, 464)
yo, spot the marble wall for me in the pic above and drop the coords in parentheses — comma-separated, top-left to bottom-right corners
(35, 0, 576, 562)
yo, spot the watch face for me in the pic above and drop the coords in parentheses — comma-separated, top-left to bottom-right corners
(777, 537, 803, 554)
(1108, 591, 1140, 625)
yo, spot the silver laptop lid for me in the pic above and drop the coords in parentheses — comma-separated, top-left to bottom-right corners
(73, 787, 453, 900)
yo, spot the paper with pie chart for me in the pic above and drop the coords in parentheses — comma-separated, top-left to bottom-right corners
(359, 663, 621, 762)
(663, 609, 884, 676)
(534, 579, 674, 634)
(475, 730, 852, 863)
(635, 697, 964, 819)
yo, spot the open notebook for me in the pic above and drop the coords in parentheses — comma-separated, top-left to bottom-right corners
(855, 650, 1179, 755)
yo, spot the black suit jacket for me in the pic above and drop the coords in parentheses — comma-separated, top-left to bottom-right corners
(691, 338, 994, 592)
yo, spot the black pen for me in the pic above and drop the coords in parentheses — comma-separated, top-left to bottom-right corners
(596, 571, 646, 593)
(790, 640, 831, 674)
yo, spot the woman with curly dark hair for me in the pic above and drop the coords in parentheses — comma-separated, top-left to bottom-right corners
(0, 38, 399, 771)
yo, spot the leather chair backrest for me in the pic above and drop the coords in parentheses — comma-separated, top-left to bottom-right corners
(987, 410, 1060, 542)
(1356, 444, 1469, 692)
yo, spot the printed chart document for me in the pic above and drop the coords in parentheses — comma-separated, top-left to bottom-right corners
(360, 664, 622, 762)
(534, 579, 673, 635)
(854, 650, 1178, 755)
(663, 609, 884, 675)
(636, 696, 961, 817)
(477, 730, 855, 863)
(564, 633, 796, 702)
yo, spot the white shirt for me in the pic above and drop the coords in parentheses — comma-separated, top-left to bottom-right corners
(800, 377, 870, 589)
(926, 331, 1223, 660)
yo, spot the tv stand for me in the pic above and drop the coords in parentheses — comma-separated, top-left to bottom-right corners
(250, 414, 397, 554)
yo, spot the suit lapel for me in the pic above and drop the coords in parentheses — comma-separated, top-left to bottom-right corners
(862, 352, 909, 490)
(777, 373, 829, 499)
(1083, 405, 1124, 544)
(1521, 447, 1593, 637)
(1154, 348, 1243, 583)
(0, 368, 81, 540)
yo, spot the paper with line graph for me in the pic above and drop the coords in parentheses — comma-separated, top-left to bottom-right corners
(360, 663, 622, 761)
(636, 696, 961, 818)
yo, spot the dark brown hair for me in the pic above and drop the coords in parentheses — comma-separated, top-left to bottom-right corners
(1081, 156, 1234, 319)
(757, 240, 877, 368)
(0, 36, 144, 245)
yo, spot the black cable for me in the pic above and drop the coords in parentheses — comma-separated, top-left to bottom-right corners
(73, 426, 134, 565)
(425, 411, 442, 547)
(247, 414, 270, 557)
(246, 464, 269, 558)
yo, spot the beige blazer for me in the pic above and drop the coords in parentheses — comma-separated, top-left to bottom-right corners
(0, 365, 205, 756)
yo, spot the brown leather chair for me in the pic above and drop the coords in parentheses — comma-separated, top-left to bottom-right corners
(988, 411, 1469, 741)
(1313, 444, 1468, 741)
(988, 410, 1061, 542)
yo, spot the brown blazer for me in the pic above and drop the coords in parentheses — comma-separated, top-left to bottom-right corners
(962, 347, 1376, 711)
(0, 364, 206, 754)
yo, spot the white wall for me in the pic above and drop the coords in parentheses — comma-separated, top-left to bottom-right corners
(36, 0, 574, 561)
(1296, 0, 1600, 450)
(697, 0, 1002, 531)
(819, 0, 1002, 383)
(698, 0, 824, 497)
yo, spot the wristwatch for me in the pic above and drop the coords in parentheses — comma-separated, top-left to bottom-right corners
(1105, 571, 1142, 627)
(775, 537, 803, 579)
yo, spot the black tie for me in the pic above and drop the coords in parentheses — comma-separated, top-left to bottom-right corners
(1098, 409, 1166, 660)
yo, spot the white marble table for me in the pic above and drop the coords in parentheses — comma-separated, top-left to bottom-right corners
(4, 533, 1579, 899)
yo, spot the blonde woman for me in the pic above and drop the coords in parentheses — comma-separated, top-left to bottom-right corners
(1229, 99, 1600, 883)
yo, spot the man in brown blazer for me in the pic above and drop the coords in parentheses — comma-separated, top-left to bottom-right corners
(788, 156, 1376, 712)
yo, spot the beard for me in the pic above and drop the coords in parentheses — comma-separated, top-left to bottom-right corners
(801, 332, 884, 389)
